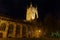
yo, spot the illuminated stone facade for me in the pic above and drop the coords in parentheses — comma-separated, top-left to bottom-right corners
(26, 3, 38, 21)
(0, 3, 40, 38)
(0, 16, 42, 38)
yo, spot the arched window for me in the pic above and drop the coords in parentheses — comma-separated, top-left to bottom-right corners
(7, 24, 14, 38)
(0, 33, 3, 38)
(16, 25, 20, 37)
(0, 23, 6, 31)
(27, 25, 31, 38)
(22, 25, 26, 38)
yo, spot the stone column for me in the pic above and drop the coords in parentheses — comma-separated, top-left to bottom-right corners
(20, 24, 22, 38)
(25, 25, 28, 38)
(12, 24, 16, 37)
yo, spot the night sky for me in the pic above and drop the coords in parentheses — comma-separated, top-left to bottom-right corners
(0, 0, 60, 22)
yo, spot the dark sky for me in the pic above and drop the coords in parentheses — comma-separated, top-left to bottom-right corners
(0, 0, 60, 21)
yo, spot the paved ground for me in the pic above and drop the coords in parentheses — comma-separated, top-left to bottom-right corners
(0, 38, 60, 40)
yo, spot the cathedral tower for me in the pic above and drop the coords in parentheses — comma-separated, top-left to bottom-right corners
(26, 3, 38, 21)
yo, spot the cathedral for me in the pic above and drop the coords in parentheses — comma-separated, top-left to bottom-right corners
(0, 3, 42, 38)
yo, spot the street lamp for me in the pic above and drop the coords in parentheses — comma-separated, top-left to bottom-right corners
(34, 29, 42, 38)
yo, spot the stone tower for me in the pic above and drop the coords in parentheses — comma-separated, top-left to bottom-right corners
(26, 3, 38, 21)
